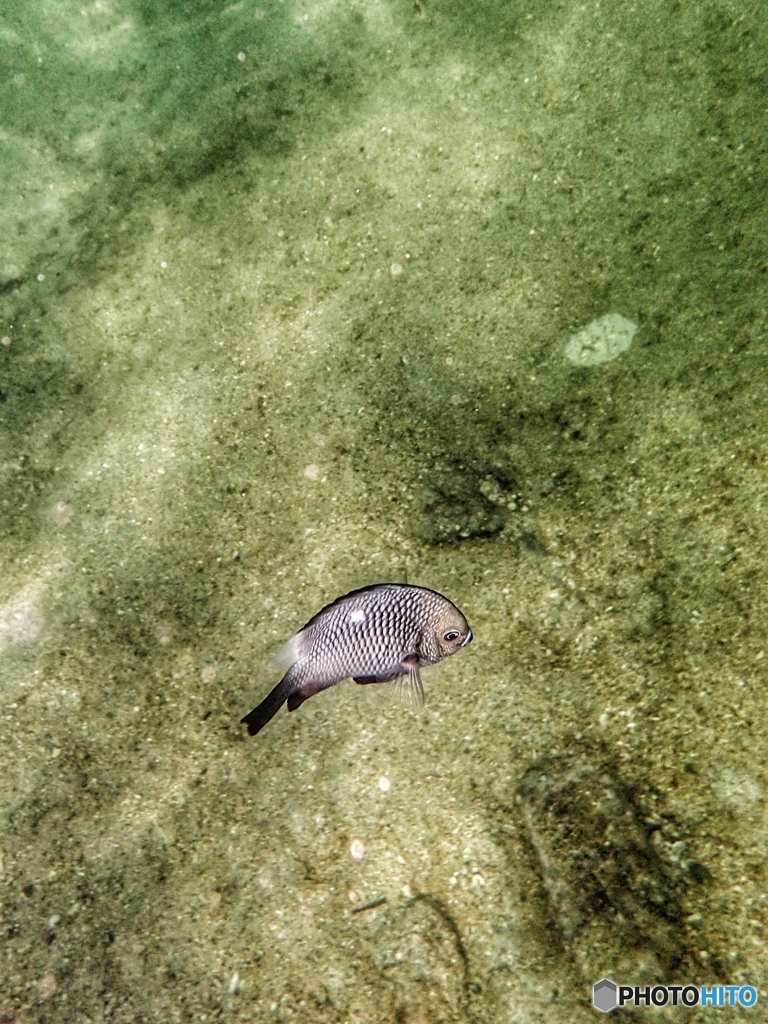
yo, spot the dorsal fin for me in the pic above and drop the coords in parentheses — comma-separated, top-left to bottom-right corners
(297, 582, 453, 631)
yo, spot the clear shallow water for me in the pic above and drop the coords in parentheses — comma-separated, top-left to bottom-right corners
(1, 1, 767, 1020)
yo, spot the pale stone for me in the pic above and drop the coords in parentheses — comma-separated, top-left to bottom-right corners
(565, 313, 637, 366)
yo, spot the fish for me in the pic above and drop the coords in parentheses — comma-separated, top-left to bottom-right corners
(241, 583, 472, 736)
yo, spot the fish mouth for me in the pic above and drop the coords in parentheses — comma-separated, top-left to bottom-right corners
(461, 629, 473, 647)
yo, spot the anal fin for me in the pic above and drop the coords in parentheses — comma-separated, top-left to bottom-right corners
(287, 679, 325, 712)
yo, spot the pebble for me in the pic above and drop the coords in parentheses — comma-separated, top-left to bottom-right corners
(350, 839, 365, 861)
(49, 500, 74, 526)
(36, 974, 57, 1000)
(565, 313, 637, 366)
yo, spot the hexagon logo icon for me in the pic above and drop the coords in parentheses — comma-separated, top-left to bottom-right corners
(593, 978, 618, 1013)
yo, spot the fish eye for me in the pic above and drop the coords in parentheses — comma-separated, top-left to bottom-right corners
(443, 629, 461, 642)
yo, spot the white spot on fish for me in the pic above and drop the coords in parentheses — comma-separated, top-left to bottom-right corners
(349, 609, 366, 624)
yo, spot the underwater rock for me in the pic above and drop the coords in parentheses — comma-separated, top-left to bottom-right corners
(565, 313, 637, 366)
(415, 473, 510, 545)
(517, 753, 696, 983)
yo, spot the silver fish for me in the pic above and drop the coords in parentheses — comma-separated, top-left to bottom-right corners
(241, 583, 472, 735)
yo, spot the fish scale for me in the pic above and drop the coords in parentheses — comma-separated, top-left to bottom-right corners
(241, 583, 473, 736)
(299, 595, 417, 683)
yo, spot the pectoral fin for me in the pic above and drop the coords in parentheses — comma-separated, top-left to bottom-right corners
(385, 654, 425, 708)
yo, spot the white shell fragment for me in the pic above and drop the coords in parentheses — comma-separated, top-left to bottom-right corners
(565, 313, 637, 366)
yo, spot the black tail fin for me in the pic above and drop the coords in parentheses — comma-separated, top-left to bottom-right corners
(240, 676, 293, 736)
